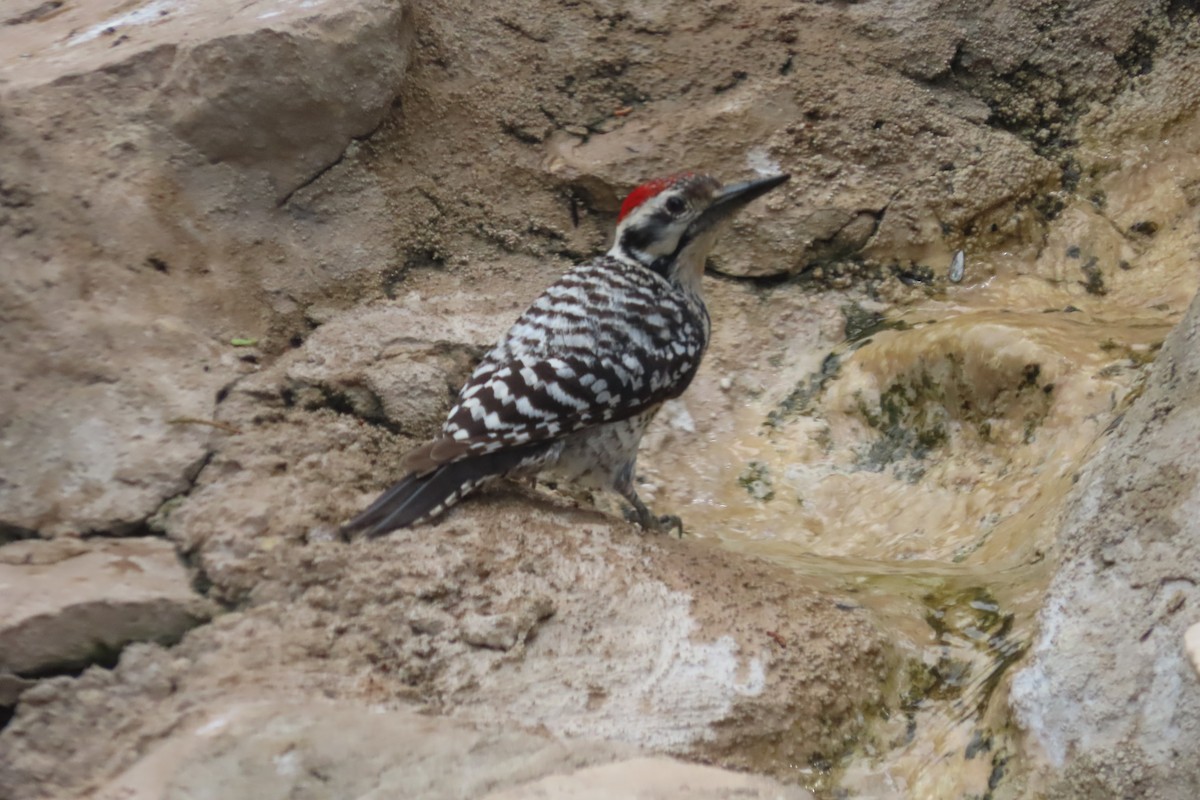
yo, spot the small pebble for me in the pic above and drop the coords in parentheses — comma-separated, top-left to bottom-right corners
(1185, 623, 1200, 678)
(949, 249, 965, 283)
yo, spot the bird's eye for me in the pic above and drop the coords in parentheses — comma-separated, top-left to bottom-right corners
(665, 195, 687, 215)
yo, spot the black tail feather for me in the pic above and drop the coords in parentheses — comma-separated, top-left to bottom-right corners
(340, 466, 465, 538)
(340, 443, 551, 539)
(339, 472, 430, 537)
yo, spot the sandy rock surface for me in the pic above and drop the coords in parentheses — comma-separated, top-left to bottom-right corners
(482, 757, 814, 800)
(3, 0, 1180, 539)
(0, 0, 414, 538)
(2, 0, 1200, 798)
(84, 699, 810, 800)
(0, 505, 883, 798)
(0, 538, 211, 676)
(1011, 289, 1200, 799)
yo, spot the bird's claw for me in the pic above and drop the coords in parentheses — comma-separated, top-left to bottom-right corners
(623, 504, 684, 536)
(656, 514, 684, 537)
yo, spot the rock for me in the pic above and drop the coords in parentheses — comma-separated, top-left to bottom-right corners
(76, 699, 810, 800)
(543, 34, 1052, 278)
(0, 0, 1180, 538)
(150, 335, 892, 763)
(0, 644, 194, 799)
(137, 701, 631, 800)
(0, 0, 414, 537)
(0, 538, 212, 675)
(168, 386, 892, 768)
(2, 354, 887, 794)
(0, 673, 35, 708)
(482, 757, 814, 800)
(1, 1, 1199, 798)
(1010, 288, 1200, 798)
(420, 506, 887, 767)
(1, 0, 413, 201)
(538, 0, 1175, 280)
(1187, 623, 1200, 679)
(0, 382, 216, 537)
(282, 302, 502, 436)
(156, 1, 415, 201)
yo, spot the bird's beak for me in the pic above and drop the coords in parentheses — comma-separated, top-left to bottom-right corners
(691, 173, 791, 234)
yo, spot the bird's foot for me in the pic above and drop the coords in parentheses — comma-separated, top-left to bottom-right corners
(622, 496, 684, 536)
(655, 514, 684, 537)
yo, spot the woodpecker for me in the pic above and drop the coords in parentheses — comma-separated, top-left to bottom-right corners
(341, 171, 790, 538)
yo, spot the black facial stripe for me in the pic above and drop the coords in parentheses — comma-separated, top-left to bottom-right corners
(618, 207, 686, 277)
(648, 256, 672, 278)
(619, 224, 654, 258)
(666, 226, 696, 263)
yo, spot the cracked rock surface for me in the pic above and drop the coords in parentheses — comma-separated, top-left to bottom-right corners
(1, 0, 1200, 798)
(0, 539, 212, 678)
(0, 503, 886, 798)
(1011, 288, 1200, 800)
(84, 700, 813, 800)
(1, 0, 1188, 538)
(0, 0, 415, 537)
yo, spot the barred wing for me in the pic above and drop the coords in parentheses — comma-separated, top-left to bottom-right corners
(403, 258, 709, 474)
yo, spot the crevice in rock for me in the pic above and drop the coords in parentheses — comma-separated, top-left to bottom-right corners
(278, 151, 348, 208)
(494, 16, 550, 44)
(0, 621, 196, 730)
(892, 263, 936, 286)
(78, 451, 215, 541)
(287, 379, 406, 436)
(0, 522, 39, 546)
(807, 206, 886, 264)
(278, 112, 395, 208)
(383, 247, 447, 298)
(712, 69, 748, 94)
(176, 545, 228, 609)
(81, 520, 160, 539)
(704, 265, 795, 288)
(12, 644, 124, 683)
(1167, 0, 1200, 24)
(323, 385, 403, 433)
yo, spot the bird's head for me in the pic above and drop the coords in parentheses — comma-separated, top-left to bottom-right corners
(610, 171, 790, 291)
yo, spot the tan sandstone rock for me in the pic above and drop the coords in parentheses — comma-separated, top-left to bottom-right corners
(1011, 285, 1200, 799)
(0, 538, 212, 677)
(0, 0, 414, 537)
(84, 699, 810, 800)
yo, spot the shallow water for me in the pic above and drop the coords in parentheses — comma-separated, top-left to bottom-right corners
(643, 115, 1200, 797)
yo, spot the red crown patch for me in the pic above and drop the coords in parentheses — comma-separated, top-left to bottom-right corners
(618, 172, 695, 222)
